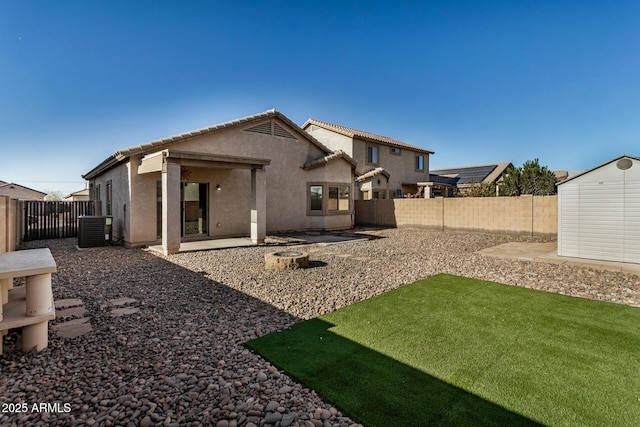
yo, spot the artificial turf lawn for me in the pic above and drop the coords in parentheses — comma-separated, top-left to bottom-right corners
(245, 274, 640, 426)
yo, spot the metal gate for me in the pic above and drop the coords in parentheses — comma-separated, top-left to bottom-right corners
(22, 201, 94, 241)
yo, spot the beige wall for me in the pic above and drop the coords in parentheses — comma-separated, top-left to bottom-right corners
(355, 195, 558, 236)
(0, 185, 45, 201)
(305, 127, 354, 157)
(89, 118, 355, 246)
(352, 137, 429, 192)
(305, 127, 430, 200)
(0, 196, 18, 252)
(90, 162, 130, 243)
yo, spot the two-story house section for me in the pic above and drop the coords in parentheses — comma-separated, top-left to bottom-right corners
(302, 119, 434, 200)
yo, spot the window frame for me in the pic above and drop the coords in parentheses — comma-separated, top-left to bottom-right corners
(367, 144, 380, 165)
(328, 184, 350, 212)
(307, 182, 352, 215)
(389, 147, 402, 156)
(105, 180, 113, 215)
(415, 154, 425, 172)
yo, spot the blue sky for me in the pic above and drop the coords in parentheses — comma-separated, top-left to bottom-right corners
(1, 1, 638, 195)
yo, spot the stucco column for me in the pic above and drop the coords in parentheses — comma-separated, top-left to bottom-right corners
(162, 159, 181, 255)
(250, 168, 266, 244)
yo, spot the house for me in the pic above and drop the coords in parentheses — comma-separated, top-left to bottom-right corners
(428, 162, 513, 197)
(557, 154, 640, 264)
(302, 119, 434, 199)
(64, 188, 90, 201)
(0, 181, 46, 200)
(82, 110, 357, 255)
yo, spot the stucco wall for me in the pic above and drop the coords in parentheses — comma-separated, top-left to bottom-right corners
(305, 127, 354, 157)
(351, 137, 429, 193)
(90, 162, 130, 243)
(0, 185, 45, 201)
(355, 195, 558, 236)
(89, 117, 354, 246)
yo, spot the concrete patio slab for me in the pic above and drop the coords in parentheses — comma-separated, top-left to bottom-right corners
(479, 242, 640, 275)
(148, 238, 255, 254)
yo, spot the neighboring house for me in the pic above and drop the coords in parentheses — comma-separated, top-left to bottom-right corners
(0, 181, 46, 200)
(302, 119, 434, 200)
(557, 154, 640, 264)
(82, 109, 357, 255)
(428, 162, 513, 197)
(553, 170, 569, 183)
(64, 188, 90, 201)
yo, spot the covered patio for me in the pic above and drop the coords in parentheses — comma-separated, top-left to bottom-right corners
(138, 149, 270, 255)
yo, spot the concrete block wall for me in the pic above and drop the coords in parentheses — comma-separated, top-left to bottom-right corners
(355, 195, 558, 236)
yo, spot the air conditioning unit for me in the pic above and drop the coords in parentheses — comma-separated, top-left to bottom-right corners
(78, 216, 112, 248)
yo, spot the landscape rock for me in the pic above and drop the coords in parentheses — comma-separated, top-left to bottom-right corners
(1, 228, 637, 426)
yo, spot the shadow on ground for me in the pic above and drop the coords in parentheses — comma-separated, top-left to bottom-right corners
(246, 318, 542, 427)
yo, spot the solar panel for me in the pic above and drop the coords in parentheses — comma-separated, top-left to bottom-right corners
(431, 165, 497, 184)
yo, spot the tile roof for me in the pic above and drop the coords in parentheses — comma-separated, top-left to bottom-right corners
(356, 167, 390, 182)
(302, 119, 434, 155)
(83, 109, 335, 180)
(303, 150, 357, 170)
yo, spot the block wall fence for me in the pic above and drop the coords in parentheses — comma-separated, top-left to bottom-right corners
(355, 195, 558, 236)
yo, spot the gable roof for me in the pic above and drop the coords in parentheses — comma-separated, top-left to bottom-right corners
(302, 118, 434, 155)
(83, 109, 336, 180)
(557, 154, 640, 186)
(0, 181, 47, 195)
(303, 150, 357, 171)
(356, 167, 391, 183)
(430, 162, 512, 185)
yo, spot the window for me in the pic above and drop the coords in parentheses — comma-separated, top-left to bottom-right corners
(415, 155, 425, 172)
(308, 183, 351, 214)
(329, 185, 350, 211)
(372, 190, 386, 199)
(390, 147, 401, 155)
(309, 185, 323, 211)
(390, 189, 402, 199)
(95, 184, 101, 201)
(367, 145, 379, 165)
(106, 180, 112, 215)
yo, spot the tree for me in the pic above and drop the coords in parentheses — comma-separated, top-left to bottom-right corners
(458, 182, 497, 197)
(498, 159, 557, 196)
(499, 166, 521, 196)
(44, 190, 64, 201)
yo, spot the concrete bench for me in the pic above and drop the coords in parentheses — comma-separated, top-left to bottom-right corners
(0, 248, 57, 354)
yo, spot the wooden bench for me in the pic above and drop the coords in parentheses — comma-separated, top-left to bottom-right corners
(0, 248, 56, 354)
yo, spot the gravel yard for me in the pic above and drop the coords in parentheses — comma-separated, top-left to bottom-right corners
(1, 228, 639, 426)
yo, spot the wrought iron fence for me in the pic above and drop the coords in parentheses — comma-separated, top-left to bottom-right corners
(22, 200, 94, 241)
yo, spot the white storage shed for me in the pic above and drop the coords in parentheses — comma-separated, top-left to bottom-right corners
(558, 155, 640, 264)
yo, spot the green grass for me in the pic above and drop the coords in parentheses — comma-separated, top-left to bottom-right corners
(245, 274, 640, 426)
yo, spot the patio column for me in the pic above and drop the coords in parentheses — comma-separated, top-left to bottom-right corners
(162, 158, 181, 255)
(250, 167, 266, 244)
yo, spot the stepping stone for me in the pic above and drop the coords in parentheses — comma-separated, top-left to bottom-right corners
(56, 306, 87, 319)
(109, 297, 137, 306)
(52, 317, 93, 338)
(111, 307, 140, 317)
(55, 299, 84, 309)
